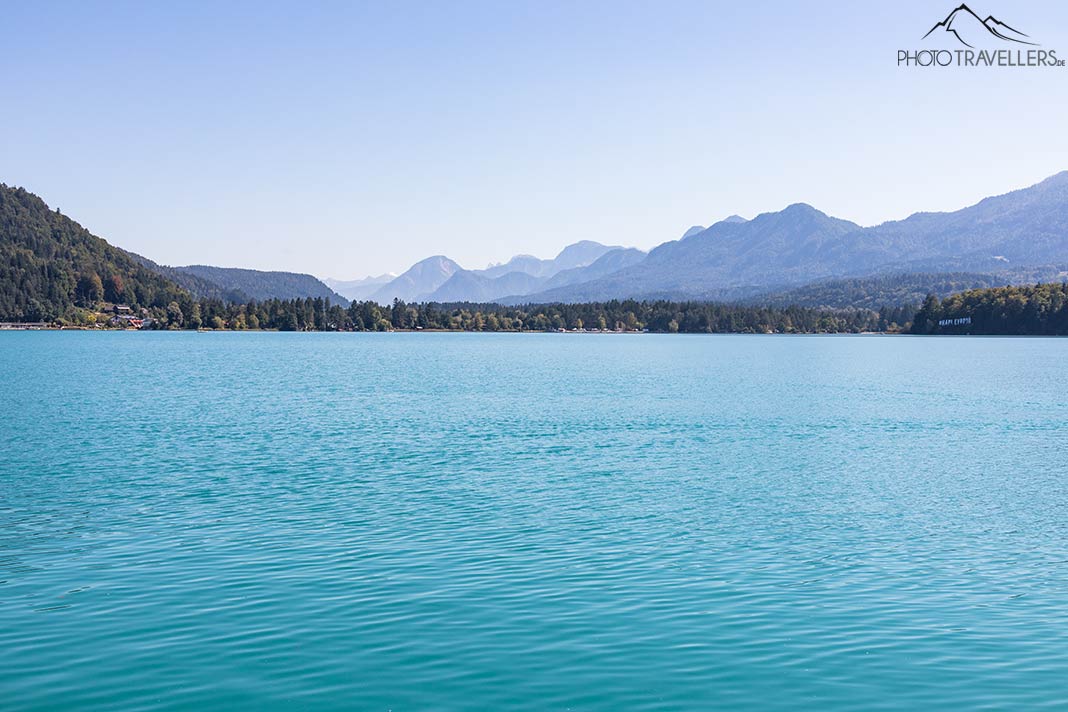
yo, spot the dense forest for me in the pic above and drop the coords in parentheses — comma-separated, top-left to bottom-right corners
(753, 268, 1068, 310)
(108, 297, 889, 333)
(165, 265, 349, 305)
(127, 252, 252, 304)
(0, 184, 190, 321)
(911, 282, 1068, 335)
(1, 183, 350, 321)
(755, 272, 1013, 310)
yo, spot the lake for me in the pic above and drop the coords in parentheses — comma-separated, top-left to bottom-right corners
(2, 332, 1067, 710)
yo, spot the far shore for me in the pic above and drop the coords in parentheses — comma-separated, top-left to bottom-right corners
(0, 323, 915, 336)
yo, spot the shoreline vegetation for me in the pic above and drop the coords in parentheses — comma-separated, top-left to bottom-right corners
(5, 282, 1068, 335)
(911, 282, 1068, 336)
(3, 298, 911, 334)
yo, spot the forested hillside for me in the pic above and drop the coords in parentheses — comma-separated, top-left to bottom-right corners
(0, 184, 189, 321)
(128, 253, 251, 303)
(753, 272, 1008, 309)
(170, 265, 348, 305)
(912, 283, 1068, 335)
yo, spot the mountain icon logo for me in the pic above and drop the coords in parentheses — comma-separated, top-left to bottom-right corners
(923, 4, 1038, 48)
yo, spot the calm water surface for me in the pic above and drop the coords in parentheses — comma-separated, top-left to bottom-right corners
(2, 332, 1067, 710)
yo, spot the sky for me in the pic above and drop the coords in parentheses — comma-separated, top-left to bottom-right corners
(3, 0, 1068, 279)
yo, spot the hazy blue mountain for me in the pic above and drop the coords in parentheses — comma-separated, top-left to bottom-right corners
(427, 270, 545, 303)
(521, 172, 1068, 303)
(481, 255, 546, 279)
(550, 240, 621, 272)
(323, 274, 395, 301)
(679, 219, 742, 240)
(830, 171, 1068, 274)
(431, 247, 647, 304)
(434, 246, 648, 304)
(481, 240, 621, 280)
(542, 247, 647, 289)
(502, 248, 648, 304)
(529, 207, 862, 302)
(170, 265, 349, 305)
(371, 255, 461, 302)
(385, 241, 627, 303)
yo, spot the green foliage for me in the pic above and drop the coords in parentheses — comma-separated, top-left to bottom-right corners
(0, 184, 191, 321)
(757, 272, 1010, 310)
(76, 272, 104, 306)
(131, 297, 884, 334)
(911, 282, 1068, 335)
(168, 265, 349, 305)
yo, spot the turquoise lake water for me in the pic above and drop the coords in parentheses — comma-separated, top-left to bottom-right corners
(2, 331, 1067, 710)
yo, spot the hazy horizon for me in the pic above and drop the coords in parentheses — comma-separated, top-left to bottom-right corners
(4, 0, 1067, 279)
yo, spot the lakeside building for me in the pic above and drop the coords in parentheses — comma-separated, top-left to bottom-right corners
(108, 315, 144, 329)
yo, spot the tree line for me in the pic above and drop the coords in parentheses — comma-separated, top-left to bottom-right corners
(911, 282, 1068, 335)
(87, 297, 891, 333)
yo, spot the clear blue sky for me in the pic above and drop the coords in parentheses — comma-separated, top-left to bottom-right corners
(3, 0, 1067, 278)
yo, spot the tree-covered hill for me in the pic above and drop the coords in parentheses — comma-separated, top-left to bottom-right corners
(750, 272, 1002, 310)
(912, 282, 1068, 335)
(0, 183, 190, 321)
(127, 252, 251, 303)
(170, 264, 348, 305)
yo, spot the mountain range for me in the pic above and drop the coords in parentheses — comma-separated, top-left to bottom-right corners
(377, 170, 1068, 306)
(498, 171, 1068, 304)
(365, 241, 646, 303)
(4, 170, 1068, 322)
(323, 273, 395, 301)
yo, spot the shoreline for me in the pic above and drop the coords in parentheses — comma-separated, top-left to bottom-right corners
(5, 328, 1064, 337)
(0, 325, 952, 336)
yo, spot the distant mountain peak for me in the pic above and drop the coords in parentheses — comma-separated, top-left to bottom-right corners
(1038, 170, 1068, 186)
(553, 240, 613, 260)
(323, 273, 396, 301)
(780, 202, 826, 217)
(682, 226, 706, 239)
(555, 239, 603, 253)
(369, 255, 461, 302)
(550, 241, 621, 272)
(721, 215, 748, 224)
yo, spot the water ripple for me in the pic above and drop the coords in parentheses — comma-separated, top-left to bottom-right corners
(2, 332, 1068, 710)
